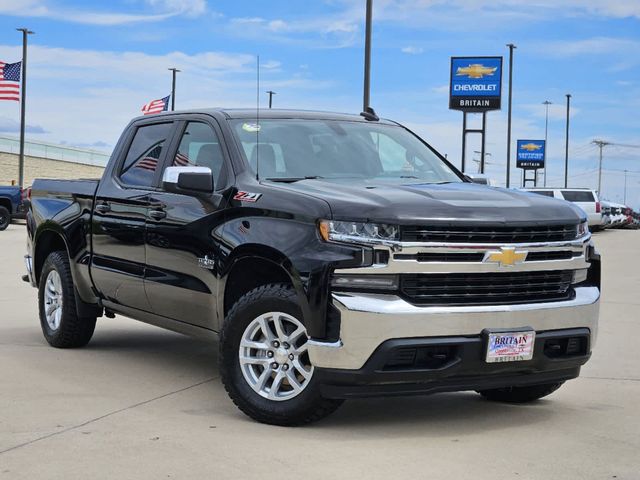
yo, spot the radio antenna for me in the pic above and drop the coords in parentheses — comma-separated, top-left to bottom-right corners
(255, 55, 260, 181)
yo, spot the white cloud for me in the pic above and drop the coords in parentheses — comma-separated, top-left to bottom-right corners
(0, 44, 328, 149)
(401, 46, 424, 55)
(537, 37, 640, 57)
(0, 0, 207, 26)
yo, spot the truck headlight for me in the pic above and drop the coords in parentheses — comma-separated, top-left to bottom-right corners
(576, 221, 589, 238)
(319, 220, 399, 244)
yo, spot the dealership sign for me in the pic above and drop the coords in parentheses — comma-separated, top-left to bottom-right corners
(516, 140, 546, 169)
(449, 56, 503, 112)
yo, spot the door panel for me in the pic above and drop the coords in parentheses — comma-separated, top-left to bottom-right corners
(91, 121, 174, 312)
(144, 120, 229, 329)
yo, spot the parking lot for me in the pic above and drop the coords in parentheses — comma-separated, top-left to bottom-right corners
(0, 223, 638, 480)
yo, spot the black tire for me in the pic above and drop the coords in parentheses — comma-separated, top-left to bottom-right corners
(219, 283, 343, 426)
(38, 250, 96, 348)
(478, 382, 564, 403)
(0, 206, 10, 231)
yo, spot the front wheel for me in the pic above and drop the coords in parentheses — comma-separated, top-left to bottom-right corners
(38, 251, 97, 348)
(219, 284, 342, 426)
(478, 382, 565, 403)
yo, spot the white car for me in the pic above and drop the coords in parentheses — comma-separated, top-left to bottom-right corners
(522, 188, 603, 230)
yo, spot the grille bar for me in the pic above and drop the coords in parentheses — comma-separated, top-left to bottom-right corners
(400, 271, 574, 305)
(401, 225, 580, 243)
(395, 250, 579, 263)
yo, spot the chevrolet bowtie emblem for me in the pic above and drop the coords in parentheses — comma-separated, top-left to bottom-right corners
(455, 64, 497, 79)
(483, 247, 528, 267)
(520, 143, 542, 152)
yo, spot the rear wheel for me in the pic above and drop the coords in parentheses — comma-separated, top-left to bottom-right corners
(478, 382, 564, 403)
(219, 283, 342, 426)
(38, 251, 96, 348)
(0, 206, 10, 231)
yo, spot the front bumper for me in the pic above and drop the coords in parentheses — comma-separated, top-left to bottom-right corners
(308, 286, 599, 371)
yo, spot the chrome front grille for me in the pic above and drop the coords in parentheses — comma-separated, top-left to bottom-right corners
(399, 271, 575, 306)
(400, 224, 580, 243)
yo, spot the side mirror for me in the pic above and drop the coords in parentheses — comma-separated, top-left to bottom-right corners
(162, 166, 213, 194)
(465, 173, 490, 185)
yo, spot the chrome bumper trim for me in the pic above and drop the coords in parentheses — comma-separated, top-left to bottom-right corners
(308, 286, 600, 370)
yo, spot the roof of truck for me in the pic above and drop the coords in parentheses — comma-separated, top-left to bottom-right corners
(147, 108, 397, 124)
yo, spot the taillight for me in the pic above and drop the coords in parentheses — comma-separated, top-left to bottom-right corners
(27, 187, 32, 200)
(595, 202, 601, 213)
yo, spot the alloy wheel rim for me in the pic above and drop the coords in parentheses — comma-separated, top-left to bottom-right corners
(239, 312, 314, 401)
(44, 270, 63, 331)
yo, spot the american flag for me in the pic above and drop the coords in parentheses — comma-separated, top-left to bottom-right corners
(172, 151, 192, 166)
(141, 95, 170, 115)
(134, 145, 163, 171)
(0, 61, 21, 102)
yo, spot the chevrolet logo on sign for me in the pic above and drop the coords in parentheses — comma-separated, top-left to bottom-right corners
(483, 247, 528, 267)
(520, 143, 543, 152)
(455, 64, 498, 79)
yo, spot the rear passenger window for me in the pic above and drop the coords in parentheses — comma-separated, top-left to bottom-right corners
(531, 191, 554, 197)
(561, 191, 594, 202)
(119, 123, 173, 187)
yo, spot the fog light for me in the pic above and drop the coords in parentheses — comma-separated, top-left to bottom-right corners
(331, 274, 398, 290)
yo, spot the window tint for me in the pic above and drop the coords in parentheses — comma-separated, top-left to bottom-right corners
(119, 123, 172, 187)
(531, 190, 554, 197)
(173, 122, 226, 186)
(561, 190, 594, 202)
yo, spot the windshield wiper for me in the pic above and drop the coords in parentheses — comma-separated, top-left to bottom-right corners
(265, 176, 324, 183)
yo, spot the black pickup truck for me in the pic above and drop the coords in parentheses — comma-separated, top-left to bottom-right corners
(25, 109, 601, 425)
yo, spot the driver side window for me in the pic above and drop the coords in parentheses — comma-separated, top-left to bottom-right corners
(173, 122, 226, 188)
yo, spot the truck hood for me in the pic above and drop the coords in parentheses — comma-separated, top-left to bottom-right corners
(273, 180, 586, 226)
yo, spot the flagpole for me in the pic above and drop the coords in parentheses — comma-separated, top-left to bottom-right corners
(168, 68, 180, 111)
(16, 28, 34, 188)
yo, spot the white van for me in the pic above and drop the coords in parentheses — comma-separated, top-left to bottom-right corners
(522, 188, 603, 230)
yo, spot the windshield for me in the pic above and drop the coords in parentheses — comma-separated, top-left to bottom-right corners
(230, 119, 462, 184)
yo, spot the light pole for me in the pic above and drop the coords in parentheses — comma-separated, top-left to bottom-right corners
(168, 67, 180, 111)
(564, 94, 571, 188)
(542, 100, 552, 187)
(505, 43, 516, 188)
(592, 139, 610, 195)
(473, 151, 492, 174)
(17, 27, 34, 189)
(362, 0, 373, 112)
(266, 90, 276, 109)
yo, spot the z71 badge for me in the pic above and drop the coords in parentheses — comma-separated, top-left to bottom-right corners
(233, 191, 262, 203)
(197, 255, 216, 270)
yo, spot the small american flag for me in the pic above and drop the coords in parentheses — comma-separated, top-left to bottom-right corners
(172, 151, 192, 166)
(0, 61, 21, 102)
(141, 95, 170, 115)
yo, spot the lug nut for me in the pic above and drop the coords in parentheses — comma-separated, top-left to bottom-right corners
(273, 341, 280, 348)
(271, 362, 279, 369)
(283, 342, 290, 349)
(282, 364, 289, 371)
(267, 351, 274, 358)
(288, 354, 294, 360)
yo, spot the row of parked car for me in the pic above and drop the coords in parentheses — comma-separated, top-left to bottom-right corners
(524, 188, 639, 231)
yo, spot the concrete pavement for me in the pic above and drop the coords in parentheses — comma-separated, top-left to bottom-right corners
(0, 223, 638, 479)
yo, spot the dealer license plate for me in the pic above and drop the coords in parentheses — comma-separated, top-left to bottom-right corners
(486, 331, 535, 363)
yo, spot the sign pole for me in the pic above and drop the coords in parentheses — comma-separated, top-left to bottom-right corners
(17, 28, 34, 189)
(480, 112, 487, 174)
(505, 44, 516, 188)
(461, 112, 467, 172)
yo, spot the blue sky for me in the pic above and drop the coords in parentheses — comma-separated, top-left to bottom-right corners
(0, 0, 639, 206)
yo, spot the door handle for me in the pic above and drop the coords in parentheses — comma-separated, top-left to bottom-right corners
(95, 202, 111, 214)
(148, 209, 167, 220)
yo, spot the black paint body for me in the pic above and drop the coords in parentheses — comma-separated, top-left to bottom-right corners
(26, 109, 586, 341)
